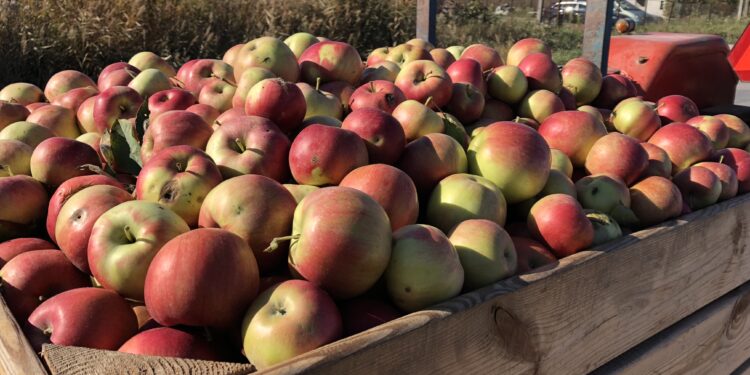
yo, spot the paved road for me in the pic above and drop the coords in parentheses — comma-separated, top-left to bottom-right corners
(737, 81, 750, 105)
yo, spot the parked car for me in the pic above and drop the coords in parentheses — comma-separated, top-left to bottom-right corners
(545, 0, 644, 24)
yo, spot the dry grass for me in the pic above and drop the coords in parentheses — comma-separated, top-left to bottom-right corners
(0, 0, 747, 87)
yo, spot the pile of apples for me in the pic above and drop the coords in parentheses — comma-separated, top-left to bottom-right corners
(1, 31, 749, 369)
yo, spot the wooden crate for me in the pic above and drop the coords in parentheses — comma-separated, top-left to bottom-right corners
(4, 193, 750, 375)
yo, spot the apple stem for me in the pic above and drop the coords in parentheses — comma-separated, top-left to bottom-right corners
(719, 155, 725, 164)
(264, 234, 301, 253)
(234, 138, 246, 153)
(315, 77, 321, 91)
(123, 225, 136, 243)
(171, 77, 185, 88)
(424, 96, 433, 108)
(0, 165, 13, 176)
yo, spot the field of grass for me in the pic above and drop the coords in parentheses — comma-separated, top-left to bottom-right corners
(0, 0, 747, 87)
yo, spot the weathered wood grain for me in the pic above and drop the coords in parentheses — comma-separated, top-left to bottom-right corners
(0, 294, 46, 375)
(42, 345, 254, 375)
(595, 281, 750, 374)
(260, 194, 750, 374)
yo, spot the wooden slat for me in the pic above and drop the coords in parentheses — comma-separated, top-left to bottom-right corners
(258, 194, 750, 374)
(42, 345, 254, 375)
(416, 0, 436, 45)
(595, 281, 750, 374)
(0, 294, 46, 375)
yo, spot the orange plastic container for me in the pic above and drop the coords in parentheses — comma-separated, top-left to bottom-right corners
(608, 32, 737, 109)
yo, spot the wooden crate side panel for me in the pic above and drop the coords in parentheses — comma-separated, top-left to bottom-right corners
(594, 281, 750, 374)
(261, 195, 750, 374)
(0, 295, 46, 375)
(41, 345, 254, 375)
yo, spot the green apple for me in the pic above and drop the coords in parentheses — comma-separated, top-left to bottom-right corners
(449, 219, 516, 290)
(426, 173, 507, 234)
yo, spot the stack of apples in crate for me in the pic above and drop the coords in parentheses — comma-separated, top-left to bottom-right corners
(0, 32, 749, 369)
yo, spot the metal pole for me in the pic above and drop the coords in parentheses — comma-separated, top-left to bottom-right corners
(582, 0, 615, 74)
(537, 0, 544, 22)
(739, 0, 745, 20)
(416, 0, 437, 45)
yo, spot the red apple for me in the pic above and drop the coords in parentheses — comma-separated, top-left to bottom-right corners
(446, 59, 485, 94)
(198, 78, 236, 112)
(119, 327, 220, 361)
(384, 43, 432, 66)
(0, 83, 43, 106)
(640, 142, 672, 178)
(715, 114, 750, 148)
(693, 161, 739, 201)
(528, 194, 593, 258)
(233, 37, 299, 83)
(97, 62, 140, 91)
(592, 74, 637, 109)
(26, 287, 138, 351)
(349, 80, 406, 114)
(538, 111, 607, 167)
(468, 121, 550, 203)
(687, 115, 730, 150)
(518, 52, 561, 94)
(44, 70, 96, 102)
(92, 86, 143, 133)
(340, 164, 419, 231)
(512, 236, 557, 274)
(298, 41, 363, 85)
(397, 133, 468, 193)
(245, 78, 306, 134)
(394, 60, 453, 109)
(140, 110, 213, 163)
(320, 81, 356, 113)
(205, 115, 290, 181)
(88, 201, 190, 300)
(487, 65, 528, 104)
(561, 57, 602, 106)
(657, 95, 699, 124)
(0, 101, 30, 131)
(0, 249, 90, 321)
(517, 89, 565, 123)
(391, 99, 444, 141)
(0, 238, 55, 267)
(585, 133, 648, 185)
(385, 224, 463, 311)
(289, 124, 368, 186)
(186, 103, 220, 127)
(198, 175, 297, 274)
(0, 176, 47, 241)
(232, 67, 276, 109)
(648, 123, 712, 174)
(284, 32, 319, 59)
(51, 86, 99, 112)
(611, 98, 661, 141)
(289, 187, 391, 299)
(30, 137, 99, 187)
(341, 108, 405, 164)
(673, 166, 722, 210)
(481, 99, 515, 121)
(136, 145, 222, 227)
(144, 228, 259, 328)
(178, 59, 235, 95)
(445, 83, 485, 124)
(460, 44, 503, 71)
(55, 184, 133, 273)
(506, 38, 551, 66)
(76, 96, 97, 133)
(430, 48, 456, 69)
(46, 174, 124, 243)
(148, 88, 196, 119)
(712, 148, 750, 193)
(241, 280, 341, 369)
(630, 176, 683, 227)
(27, 104, 80, 139)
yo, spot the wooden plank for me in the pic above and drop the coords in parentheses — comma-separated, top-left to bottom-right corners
(41, 345, 254, 375)
(594, 281, 750, 374)
(0, 294, 46, 375)
(257, 193, 750, 374)
(583, 0, 615, 73)
(416, 0, 436, 45)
